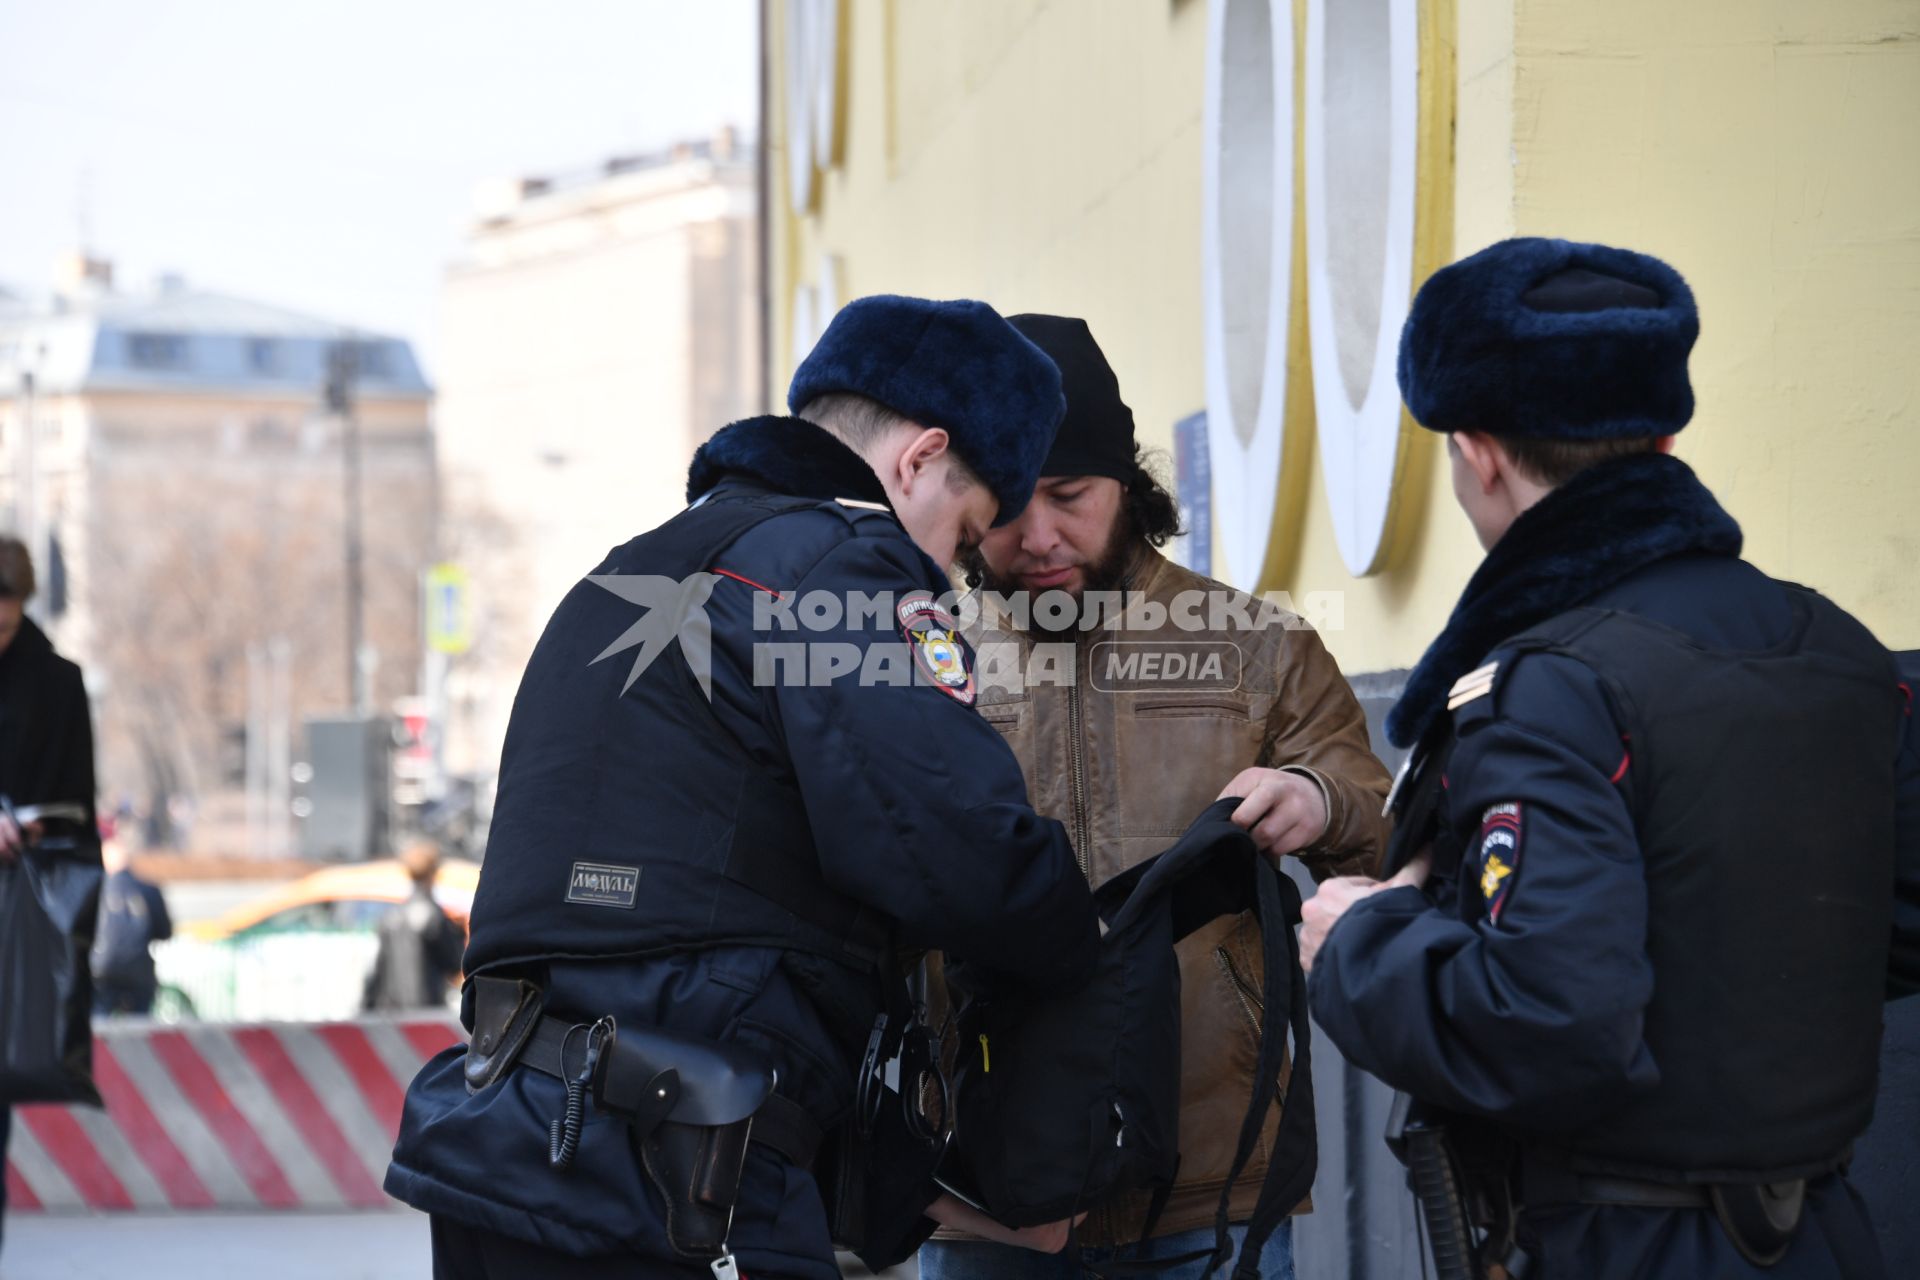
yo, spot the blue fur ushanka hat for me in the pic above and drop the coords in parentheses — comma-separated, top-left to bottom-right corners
(1397, 237, 1699, 440)
(788, 295, 1066, 524)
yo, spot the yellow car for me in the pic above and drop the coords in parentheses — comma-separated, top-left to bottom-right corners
(150, 859, 482, 1022)
(179, 857, 482, 942)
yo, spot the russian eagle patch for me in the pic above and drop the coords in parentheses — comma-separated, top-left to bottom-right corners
(1478, 803, 1523, 923)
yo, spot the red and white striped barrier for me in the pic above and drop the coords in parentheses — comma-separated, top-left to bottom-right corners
(4, 1015, 462, 1213)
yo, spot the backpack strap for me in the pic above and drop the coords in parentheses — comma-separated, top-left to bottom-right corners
(1210, 853, 1316, 1278)
(1094, 851, 1316, 1280)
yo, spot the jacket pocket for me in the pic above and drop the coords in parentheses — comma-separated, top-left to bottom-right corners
(1114, 696, 1262, 839)
(1213, 945, 1265, 1049)
(979, 703, 1026, 732)
(1132, 697, 1250, 720)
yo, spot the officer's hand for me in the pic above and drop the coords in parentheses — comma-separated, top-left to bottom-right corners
(1299, 853, 1431, 971)
(1385, 850, 1432, 892)
(1218, 768, 1328, 859)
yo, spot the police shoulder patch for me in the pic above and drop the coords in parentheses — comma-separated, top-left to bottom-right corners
(897, 592, 975, 705)
(1477, 803, 1523, 923)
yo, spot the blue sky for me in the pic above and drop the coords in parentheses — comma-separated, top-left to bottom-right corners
(0, 0, 758, 376)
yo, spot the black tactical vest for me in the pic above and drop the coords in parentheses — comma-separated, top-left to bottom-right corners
(464, 490, 889, 982)
(1391, 585, 1900, 1182)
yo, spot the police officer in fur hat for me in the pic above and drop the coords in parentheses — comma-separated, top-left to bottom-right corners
(386, 296, 1104, 1278)
(1301, 238, 1920, 1278)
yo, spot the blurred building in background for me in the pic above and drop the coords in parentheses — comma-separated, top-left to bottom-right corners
(0, 251, 435, 855)
(436, 126, 758, 781)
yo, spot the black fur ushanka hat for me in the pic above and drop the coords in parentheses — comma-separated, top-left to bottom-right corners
(1397, 237, 1700, 441)
(788, 295, 1066, 524)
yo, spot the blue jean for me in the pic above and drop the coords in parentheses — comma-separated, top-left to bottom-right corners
(1, 1105, 10, 1256)
(920, 1221, 1294, 1280)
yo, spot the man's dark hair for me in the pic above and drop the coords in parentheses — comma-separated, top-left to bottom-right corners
(0, 536, 35, 601)
(1490, 434, 1660, 488)
(1125, 447, 1183, 548)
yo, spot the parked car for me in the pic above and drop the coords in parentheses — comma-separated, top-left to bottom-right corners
(155, 858, 481, 1021)
(179, 857, 481, 941)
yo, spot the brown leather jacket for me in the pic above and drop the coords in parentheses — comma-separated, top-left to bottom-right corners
(944, 548, 1390, 1244)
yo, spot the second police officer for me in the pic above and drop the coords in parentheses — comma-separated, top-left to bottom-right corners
(1304, 238, 1920, 1278)
(386, 297, 1104, 1278)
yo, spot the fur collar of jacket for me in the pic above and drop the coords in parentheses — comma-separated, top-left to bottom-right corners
(1387, 452, 1743, 748)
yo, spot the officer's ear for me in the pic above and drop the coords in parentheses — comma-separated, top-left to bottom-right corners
(1451, 430, 1506, 495)
(895, 426, 955, 497)
(1655, 434, 1678, 456)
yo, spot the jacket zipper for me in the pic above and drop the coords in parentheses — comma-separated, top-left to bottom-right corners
(1214, 947, 1264, 1037)
(1215, 947, 1285, 1108)
(1068, 642, 1095, 1237)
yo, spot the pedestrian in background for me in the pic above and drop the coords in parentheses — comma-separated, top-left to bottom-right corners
(91, 817, 173, 1016)
(363, 839, 464, 1012)
(0, 535, 100, 1260)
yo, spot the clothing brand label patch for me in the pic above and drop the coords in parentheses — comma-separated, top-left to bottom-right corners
(566, 862, 640, 909)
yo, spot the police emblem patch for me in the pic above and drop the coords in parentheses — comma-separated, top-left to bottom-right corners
(1478, 803, 1522, 922)
(898, 593, 976, 705)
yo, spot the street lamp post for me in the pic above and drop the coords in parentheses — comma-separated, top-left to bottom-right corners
(16, 362, 44, 622)
(326, 340, 369, 717)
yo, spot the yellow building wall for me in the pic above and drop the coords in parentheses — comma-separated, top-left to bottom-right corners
(773, 0, 1210, 463)
(770, 0, 1920, 672)
(1506, 0, 1920, 651)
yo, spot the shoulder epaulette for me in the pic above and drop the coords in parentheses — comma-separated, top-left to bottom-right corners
(1448, 661, 1498, 711)
(817, 496, 901, 532)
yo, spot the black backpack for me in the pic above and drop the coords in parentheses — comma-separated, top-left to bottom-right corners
(939, 799, 1315, 1276)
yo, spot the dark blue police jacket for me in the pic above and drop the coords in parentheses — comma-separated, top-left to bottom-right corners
(385, 416, 1100, 1277)
(1311, 454, 1920, 1279)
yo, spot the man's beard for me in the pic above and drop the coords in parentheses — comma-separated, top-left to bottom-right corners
(970, 514, 1138, 640)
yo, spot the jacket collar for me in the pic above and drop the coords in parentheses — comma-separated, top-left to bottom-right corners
(686, 415, 892, 510)
(0, 615, 51, 673)
(1386, 451, 1743, 749)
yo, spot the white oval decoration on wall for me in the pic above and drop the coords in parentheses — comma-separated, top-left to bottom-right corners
(784, 0, 842, 216)
(1303, 0, 1420, 577)
(1201, 0, 1295, 591)
(790, 254, 841, 371)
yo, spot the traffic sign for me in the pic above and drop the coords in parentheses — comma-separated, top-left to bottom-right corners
(425, 564, 470, 655)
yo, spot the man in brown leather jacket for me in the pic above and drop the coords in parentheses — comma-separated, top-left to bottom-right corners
(923, 315, 1391, 1279)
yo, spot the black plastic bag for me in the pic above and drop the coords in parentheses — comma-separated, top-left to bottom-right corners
(1, 835, 104, 1107)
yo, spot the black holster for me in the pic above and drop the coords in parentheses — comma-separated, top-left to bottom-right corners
(595, 1021, 777, 1259)
(1710, 1180, 1806, 1268)
(1518, 1143, 1816, 1271)
(463, 974, 778, 1260)
(638, 1118, 756, 1258)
